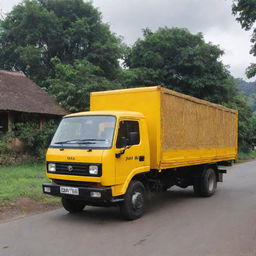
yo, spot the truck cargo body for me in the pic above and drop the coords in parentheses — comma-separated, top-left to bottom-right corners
(91, 86, 238, 169)
(43, 86, 238, 220)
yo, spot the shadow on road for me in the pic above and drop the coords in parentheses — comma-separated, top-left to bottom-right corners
(52, 187, 200, 223)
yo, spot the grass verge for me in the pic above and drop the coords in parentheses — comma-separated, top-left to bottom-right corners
(238, 151, 256, 162)
(0, 162, 59, 206)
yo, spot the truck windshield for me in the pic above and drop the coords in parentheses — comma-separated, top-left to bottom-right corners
(50, 115, 116, 149)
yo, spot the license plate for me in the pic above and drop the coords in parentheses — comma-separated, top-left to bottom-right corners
(60, 186, 79, 195)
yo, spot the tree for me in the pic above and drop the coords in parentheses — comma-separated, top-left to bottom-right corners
(0, 0, 123, 86)
(225, 95, 255, 152)
(235, 78, 256, 111)
(232, 0, 256, 78)
(123, 27, 236, 105)
(48, 58, 121, 112)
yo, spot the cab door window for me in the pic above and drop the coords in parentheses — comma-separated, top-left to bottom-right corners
(116, 121, 140, 148)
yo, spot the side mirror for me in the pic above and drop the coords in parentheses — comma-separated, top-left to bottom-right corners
(129, 132, 139, 145)
(115, 136, 129, 158)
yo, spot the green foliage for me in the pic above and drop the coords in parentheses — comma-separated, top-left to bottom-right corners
(0, 132, 15, 155)
(0, 122, 57, 163)
(246, 63, 256, 79)
(0, 136, 7, 155)
(0, 132, 20, 165)
(0, 0, 123, 86)
(123, 27, 236, 105)
(232, 0, 256, 30)
(14, 121, 57, 159)
(236, 78, 256, 111)
(232, 0, 256, 78)
(238, 150, 256, 161)
(225, 95, 256, 152)
(0, 0, 124, 112)
(0, 140, 4, 155)
(0, 162, 58, 205)
(251, 113, 256, 144)
(48, 58, 122, 111)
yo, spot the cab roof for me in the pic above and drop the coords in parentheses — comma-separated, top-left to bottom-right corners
(65, 110, 145, 119)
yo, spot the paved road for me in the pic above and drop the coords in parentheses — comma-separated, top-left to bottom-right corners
(1, 161, 256, 256)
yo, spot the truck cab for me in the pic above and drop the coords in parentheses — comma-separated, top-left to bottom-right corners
(43, 111, 150, 219)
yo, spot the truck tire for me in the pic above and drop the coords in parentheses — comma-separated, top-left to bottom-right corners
(120, 180, 146, 220)
(61, 198, 86, 213)
(193, 168, 217, 197)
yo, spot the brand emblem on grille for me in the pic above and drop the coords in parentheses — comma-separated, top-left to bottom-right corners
(67, 165, 73, 172)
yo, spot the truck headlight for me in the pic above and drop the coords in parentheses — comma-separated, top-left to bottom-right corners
(89, 165, 98, 175)
(44, 186, 51, 193)
(48, 163, 56, 172)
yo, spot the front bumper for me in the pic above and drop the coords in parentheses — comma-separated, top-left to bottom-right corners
(42, 183, 120, 204)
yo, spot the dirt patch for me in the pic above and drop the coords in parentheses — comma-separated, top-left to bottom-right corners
(0, 198, 60, 223)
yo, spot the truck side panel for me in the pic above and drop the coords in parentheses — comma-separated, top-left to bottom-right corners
(91, 86, 238, 170)
(160, 89, 238, 169)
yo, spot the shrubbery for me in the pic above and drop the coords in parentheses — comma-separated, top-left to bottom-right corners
(0, 121, 58, 164)
(0, 132, 16, 165)
(14, 121, 57, 159)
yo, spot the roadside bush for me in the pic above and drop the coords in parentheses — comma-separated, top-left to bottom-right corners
(0, 121, 58, 164)
(0, 132, 16, 165)
(0, 132, 15, 154)
(0, 137, 6, 155)
(14, 121, 58, 159)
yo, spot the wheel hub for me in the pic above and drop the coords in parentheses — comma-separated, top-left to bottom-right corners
(208, 175, 215, 192)
(132, 192, 143, 210)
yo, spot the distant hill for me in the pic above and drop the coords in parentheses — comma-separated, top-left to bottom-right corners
(235, 78, 256, 112)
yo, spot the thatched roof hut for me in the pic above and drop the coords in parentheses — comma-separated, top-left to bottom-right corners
(0, 70, 67, 133)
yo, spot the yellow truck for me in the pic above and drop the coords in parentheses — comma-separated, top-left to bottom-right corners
(43, 86, 238, 220)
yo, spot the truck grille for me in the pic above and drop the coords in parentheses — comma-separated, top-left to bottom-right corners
(52, 179, 94, 187)
(48, 162, 102, 177)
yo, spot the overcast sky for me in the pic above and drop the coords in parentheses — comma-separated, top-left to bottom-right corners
(0, 0, 255, 81)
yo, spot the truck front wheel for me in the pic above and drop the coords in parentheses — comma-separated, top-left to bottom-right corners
(120, 180, 146, 220)
(193, 168, 217, 197)
(61, 198, 86, 213)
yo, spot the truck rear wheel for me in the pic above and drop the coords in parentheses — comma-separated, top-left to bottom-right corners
(61, 198, 86, 213)
(120, 180, 146, 220)
(193, 168, 217, 197)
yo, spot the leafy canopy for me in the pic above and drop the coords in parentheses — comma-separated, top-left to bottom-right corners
(123, 27, 236, 105)
(48, 57, 121, 112)
(0, 0, 123, 85)
(232, 0, 256, 78)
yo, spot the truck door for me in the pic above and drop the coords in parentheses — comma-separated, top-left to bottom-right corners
(115, 120, 145, 185)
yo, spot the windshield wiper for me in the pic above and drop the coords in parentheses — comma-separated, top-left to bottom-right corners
(76, 141, 96, 144)
(78, 139, 106, 141)
(73, 139, 105, 144)
(55, 139, 104, 144)
(55, 139, 80, 144)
